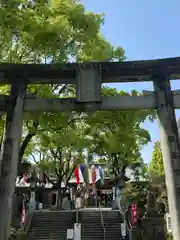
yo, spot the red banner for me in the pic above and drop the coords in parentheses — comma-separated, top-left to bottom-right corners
(74, 167, 80, 184)
(131, 203, 139, 225)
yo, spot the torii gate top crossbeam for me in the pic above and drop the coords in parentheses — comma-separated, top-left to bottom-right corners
(0, 56, 180, 84)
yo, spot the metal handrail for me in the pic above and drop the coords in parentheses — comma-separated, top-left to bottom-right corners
(23, 208, 35, 234)
(120, 201, 132, 227)
(76, 207, 79, 224)
(99, 202, 106, 240)
(119, 202, 133, 239)
(22, 200, 36, 234)
(124, 208, 133, 229)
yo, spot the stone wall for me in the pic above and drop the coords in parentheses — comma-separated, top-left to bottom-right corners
(141, 216, 166, 240)
(13, 187, 72, 210)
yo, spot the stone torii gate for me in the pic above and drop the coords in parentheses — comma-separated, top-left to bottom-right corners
(0, 57, 180, 239)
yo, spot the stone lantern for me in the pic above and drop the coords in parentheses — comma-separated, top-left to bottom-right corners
(28, 170, 37, 213)
(112, 175, 130, 210)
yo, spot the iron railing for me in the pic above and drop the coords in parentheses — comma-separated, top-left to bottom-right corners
(119, 202, 133, 240)
(99, 202, 106, 240)
(22, 197, 36, 234)
(23, 210, 34, 234)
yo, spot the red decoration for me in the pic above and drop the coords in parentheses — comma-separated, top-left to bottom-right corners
(131, 203, 139, 225)
(21, 206, 25, 224)
(91, 166, 96, 184)
(74, 167, 80, 184)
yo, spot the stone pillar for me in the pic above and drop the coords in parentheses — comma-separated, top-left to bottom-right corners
(141, 216, 166, 240)
(142, 189, 166, 240)
(145, 188, 157, 216)
(153, 75, 180, 240)
(29, 191, 36, 213)
(112, 186, 116, 209)
(0, 83, 26, 240)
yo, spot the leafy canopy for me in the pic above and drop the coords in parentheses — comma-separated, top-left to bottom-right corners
(86, 87, 154, 176)
(0, 0, 155, 182)
(0, 0, 125, 171)
(149, 141, 164, 177)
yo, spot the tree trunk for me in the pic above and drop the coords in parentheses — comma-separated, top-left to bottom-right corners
(18, 119, 39, 175)
(0, 83, 26, 240)
(17, 132, 36, 176)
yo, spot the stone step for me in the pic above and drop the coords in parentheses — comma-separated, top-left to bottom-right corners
(80, 210, 124, 240)
(27, 211, 75, 240)
(81, 237, 122, 240)
(27, 210, 125, 240)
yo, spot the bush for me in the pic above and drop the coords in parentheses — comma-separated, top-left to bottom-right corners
(166, 233, 173, 240)
(9, 228, 26, 240)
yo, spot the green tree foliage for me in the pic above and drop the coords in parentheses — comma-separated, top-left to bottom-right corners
(0, 0, 125, 174)
(37, 113, 88, 180)
(124, 160, 167, 215)
(124, 181, 148, 213)
(143, 142, 167, 213)
(0, 0, 159, 238)
(85, 87, 154, 177)
(0, 1, 155, 200)
(149, 141, 164, 177)
(123, 162, 149, 213)
(32, 113, 89, 208)
(0, 0, 123, 62)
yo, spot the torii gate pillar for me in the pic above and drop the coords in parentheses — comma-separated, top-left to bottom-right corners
(154, 75, 180, 240)
(0, 83, 26, 240)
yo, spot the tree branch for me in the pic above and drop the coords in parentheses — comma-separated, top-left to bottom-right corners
(19, 132, 36, 159)
(65, 167, 74, 187)
(29, 153, 38, 164)
(20, 120, 39, 158)
(50, 148, 62, 178)
(59, 84, 68, 95)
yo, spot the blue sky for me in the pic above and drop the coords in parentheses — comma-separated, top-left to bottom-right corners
(81, 0, 180, 163)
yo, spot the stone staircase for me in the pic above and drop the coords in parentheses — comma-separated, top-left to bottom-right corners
(27, 208, 126, 240)
(80, 209, 124, 240)
(27, 210, 75, 240)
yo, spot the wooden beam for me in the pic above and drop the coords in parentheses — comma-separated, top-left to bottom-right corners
(143, 89, 180, 95)
(0, 95, 176, 112)
(24, 95, 180, 111)
(0, 90, 180, 112)
(0, 57, 180, 84)
(23, 96, 155, 111)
